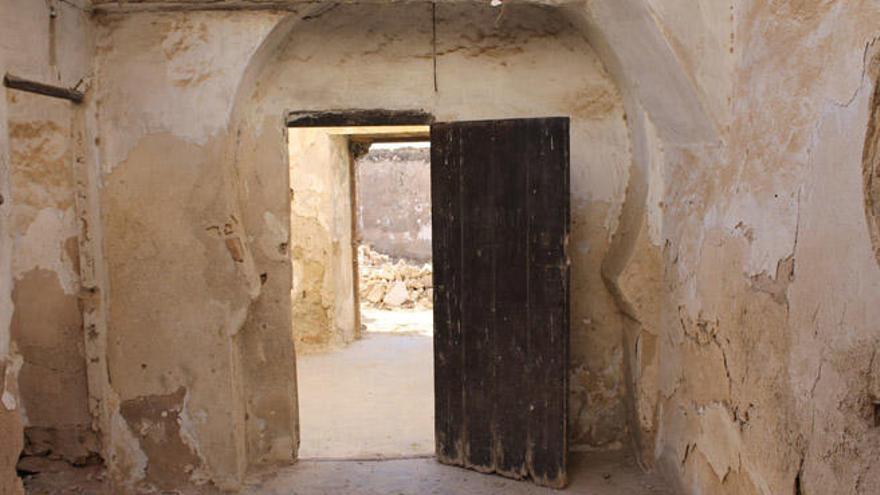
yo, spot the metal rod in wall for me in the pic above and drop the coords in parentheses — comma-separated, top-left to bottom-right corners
(3, 73, 84, 104)
(432, 2, 438, 93)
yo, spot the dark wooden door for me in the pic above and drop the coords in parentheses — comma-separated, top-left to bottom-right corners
(431, 117, 570, 488)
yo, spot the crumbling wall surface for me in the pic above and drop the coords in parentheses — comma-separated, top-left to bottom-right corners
(0, 372, 23, 495)
(564, 0, 730, 470)
(356, 147, 432, 261)
(358, 245, 433, 310)
(602, 1, 880, 494)
(92, 9, 291, 491)
(288, 129, 358, 351)
(0, 0, 95, 493)
(7, 91, 97, 463)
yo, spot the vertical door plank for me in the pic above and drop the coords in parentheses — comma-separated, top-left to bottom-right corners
(491, 120, 530, 479)
(459, 123, 496, 471)
(431, 124, 464, 465)
(525, 119, 569, 488)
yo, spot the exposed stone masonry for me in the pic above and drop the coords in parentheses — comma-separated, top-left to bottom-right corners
(358, 245, 433, 310)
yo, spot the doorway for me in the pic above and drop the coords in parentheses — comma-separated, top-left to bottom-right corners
(287, 112, 571, 488)
(287, 121, 434, 460)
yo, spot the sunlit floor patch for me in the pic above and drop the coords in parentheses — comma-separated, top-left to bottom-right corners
(296, 326, 434, 459)
(360, 307, 433, 336)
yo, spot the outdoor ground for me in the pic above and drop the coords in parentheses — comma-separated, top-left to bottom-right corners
(296, 307, 435, 459)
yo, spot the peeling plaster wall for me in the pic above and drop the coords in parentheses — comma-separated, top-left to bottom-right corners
(603, 2, 880, 494)
(93, 9, 289, 491)
(0, 0, 95, 493)
(288, 128, 358, 351)
(7, 91, 96, 463)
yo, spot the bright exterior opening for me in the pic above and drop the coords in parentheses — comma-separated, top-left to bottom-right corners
(287, 126, 434, 460)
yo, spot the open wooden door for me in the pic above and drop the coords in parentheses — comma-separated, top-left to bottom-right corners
(431, 117, 570, 488)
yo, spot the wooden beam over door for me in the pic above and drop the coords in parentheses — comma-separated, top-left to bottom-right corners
(286, 109, 434, 128)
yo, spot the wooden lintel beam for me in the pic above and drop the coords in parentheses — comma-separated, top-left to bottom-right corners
(3, 74, 85, 104)
(287, 109, 434, 128)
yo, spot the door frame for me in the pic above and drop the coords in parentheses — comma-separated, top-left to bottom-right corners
(285, 112, 571, 489)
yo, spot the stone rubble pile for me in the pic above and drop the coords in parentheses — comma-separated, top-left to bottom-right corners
(358, 244, 433, 309)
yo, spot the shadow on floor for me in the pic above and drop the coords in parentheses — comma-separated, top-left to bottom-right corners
(23, 450, 677, 494)
(241, 451, 676, 495)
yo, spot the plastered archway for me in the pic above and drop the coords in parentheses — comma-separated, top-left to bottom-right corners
(223, 0, 718, 478)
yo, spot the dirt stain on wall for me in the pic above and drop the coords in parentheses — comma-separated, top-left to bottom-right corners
(119, 387, 202, 490)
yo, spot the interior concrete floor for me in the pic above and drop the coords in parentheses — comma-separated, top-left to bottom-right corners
(296, 308, 435, 459)
(360, 307, 434, 337)
(22, 450, 675, 494)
